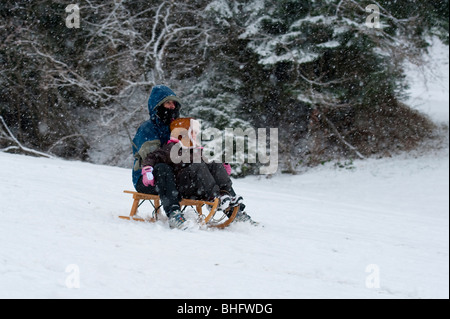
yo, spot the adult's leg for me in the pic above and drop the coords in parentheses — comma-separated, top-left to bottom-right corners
(206, 162, 250, 218)
(177, 163, 221, 200)
(135, 163, 181, 216)
(206, 162, 235, 196)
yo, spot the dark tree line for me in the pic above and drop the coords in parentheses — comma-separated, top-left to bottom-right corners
(1, 0, 448, 174)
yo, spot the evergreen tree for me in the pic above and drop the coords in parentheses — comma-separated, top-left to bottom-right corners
(235, 0, 443, 170)
(1, 0, 447, 174)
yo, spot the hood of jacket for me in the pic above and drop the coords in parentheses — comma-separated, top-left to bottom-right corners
(148, 85, 182, 123)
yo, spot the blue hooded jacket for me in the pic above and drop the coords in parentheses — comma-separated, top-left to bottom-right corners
(132, 85, 181, 188)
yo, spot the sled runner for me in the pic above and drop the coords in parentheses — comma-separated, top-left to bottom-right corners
(119, 191, 240, 229)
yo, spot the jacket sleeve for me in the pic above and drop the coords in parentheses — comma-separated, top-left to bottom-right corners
(142, 143, 173, 167)
(138, 140, 161, 162)
(133, 139, 161, 172)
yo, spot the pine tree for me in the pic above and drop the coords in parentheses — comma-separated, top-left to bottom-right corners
(1, 0, 447, 174)
(235, 0, 443, 170)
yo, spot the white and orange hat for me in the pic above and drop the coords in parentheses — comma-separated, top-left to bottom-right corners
(170, 118, 201, 147)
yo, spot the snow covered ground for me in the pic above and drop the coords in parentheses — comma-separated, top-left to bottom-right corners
(0, 41, 448, 299)
(405, 38, 450, 125)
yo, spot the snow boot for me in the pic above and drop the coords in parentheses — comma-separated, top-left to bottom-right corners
(235, 211, 258, 226)
(225, 203, 259, 226)
(168, 210, 188, 230)
(230, 194, 244, 207)
(217, 194, 232, 212)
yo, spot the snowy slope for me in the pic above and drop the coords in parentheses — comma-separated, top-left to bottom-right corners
(1, 41, 449, 299)
(0, 144, 448, 299)
(404, 38, 449, 124)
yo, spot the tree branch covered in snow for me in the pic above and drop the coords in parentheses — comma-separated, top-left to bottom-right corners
(0, 0, 447, 172)
(0, 116, 54, 158)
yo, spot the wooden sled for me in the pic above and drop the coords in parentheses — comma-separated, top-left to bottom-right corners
(119, 191, 239, 229)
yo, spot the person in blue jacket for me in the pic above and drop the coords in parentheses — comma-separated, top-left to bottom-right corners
(132, 85, 186, 229)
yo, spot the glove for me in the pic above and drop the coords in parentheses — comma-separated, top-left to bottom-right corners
(223, 163, 232, 176)
(142, 166, 155, 187)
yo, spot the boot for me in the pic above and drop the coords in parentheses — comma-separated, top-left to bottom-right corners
(226, 203, 259, 226)
(217, 194, 232, 211)
(168, 208, 188, 230)
(230, 194, 244, 207)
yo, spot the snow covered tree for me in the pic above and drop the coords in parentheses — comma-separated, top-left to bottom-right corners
(0, 1, 90, 158)
(1, 0, 447, 175)
(235, 0, 443, 171)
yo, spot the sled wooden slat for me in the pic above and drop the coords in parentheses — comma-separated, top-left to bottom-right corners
(120, 191, 238, 229)
(118, 216, 151, 223)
